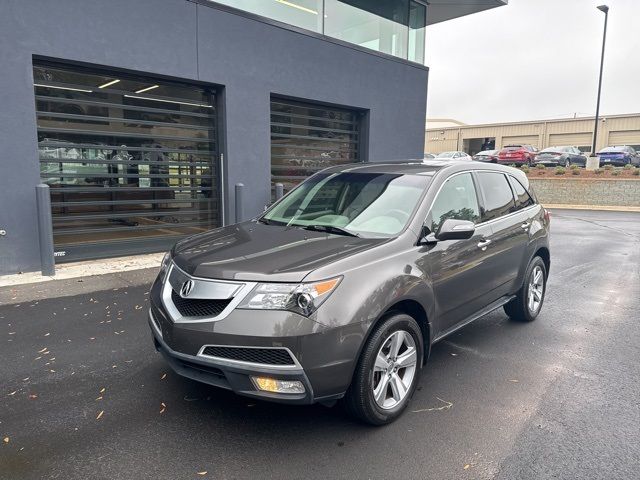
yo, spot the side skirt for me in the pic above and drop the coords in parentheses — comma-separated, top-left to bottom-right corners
(432, 295, 516, 344)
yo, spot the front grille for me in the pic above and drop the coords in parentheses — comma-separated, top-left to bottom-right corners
(201, 346, 295, 366)
(171, 290, 232, 318)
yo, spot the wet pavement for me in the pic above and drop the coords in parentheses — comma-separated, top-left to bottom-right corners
(1, 209, 639, 480)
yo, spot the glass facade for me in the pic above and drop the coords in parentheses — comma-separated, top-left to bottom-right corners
(209, 0, 427, 64)
(33, 63, 220, 261)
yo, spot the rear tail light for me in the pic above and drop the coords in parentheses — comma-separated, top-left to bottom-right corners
(543, 208, 551, 224)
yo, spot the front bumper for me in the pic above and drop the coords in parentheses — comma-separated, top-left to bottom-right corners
(149, 309, 316, 404)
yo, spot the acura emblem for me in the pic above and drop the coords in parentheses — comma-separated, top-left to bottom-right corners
(180, 279, 195, 298)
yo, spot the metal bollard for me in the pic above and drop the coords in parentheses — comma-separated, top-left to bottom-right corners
(235, 183, 244, 223)
(35, 184, 55, 276)
(275, 183, 284, 201)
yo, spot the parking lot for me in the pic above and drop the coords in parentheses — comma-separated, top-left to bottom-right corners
(1, 209, 639, 480)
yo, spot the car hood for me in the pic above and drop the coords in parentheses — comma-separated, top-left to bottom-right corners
(171, 221, 388, 282)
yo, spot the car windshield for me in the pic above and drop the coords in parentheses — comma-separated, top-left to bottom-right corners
(436, 152, 456, 158)
(261, 172, 430, 237)
(599, 147, 625, 153)
(540, 147, 562, 153)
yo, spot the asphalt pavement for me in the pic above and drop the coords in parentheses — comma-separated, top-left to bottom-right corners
(1, 209, 639, 480)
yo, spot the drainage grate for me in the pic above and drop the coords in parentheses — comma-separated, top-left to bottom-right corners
(201, 346, 295, 366)
(171, 290, 232, 318)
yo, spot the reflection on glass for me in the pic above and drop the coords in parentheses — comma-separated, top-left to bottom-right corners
(409, 1, 426, 64)
(324, 0, 409, 59)
(263, 172, 430, 237)
(210, 0, 323, 32)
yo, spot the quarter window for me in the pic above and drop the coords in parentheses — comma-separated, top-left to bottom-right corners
(508, 176, 535, 211)
(476, 172, 515, 221)
(428, 173, 480, 232)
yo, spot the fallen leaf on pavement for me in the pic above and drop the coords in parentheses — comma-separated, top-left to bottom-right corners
(44, 333, 50, 337)
(161, 373, 167, 380)
(96, 396, 103, 401)
(37, 348, 48, 353)
(508, 379, 519, 383)
(3, 437, 8, 444)
(28, 394, 37, 399)
(96, 411, 104, 420)
(8, 391, 17, 396)
(464, 464, 470, 470)
(100, 387, 106, 393)
(197, 472, 207, 476)
(412, 397, 453, 413)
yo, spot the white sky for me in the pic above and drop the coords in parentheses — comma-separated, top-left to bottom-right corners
(425, 0, 640, 124)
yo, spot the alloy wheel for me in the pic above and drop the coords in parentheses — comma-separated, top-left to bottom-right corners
(372, 330, 417, 410)
(527, 265, 544, 314)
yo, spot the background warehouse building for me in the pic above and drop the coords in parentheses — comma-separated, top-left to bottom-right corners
(425, 113, 640, 155)
(0, 0, 506, 275)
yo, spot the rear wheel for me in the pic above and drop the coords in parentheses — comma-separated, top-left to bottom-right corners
(345, 313, 423, 425)
(564, 158, 571, 168)
(504, 256, 547, 322)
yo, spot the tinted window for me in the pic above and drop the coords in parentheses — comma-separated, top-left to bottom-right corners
(477, 172, 515, 221)
(428, 173, 480, 232)
(508, 176, 535, 211)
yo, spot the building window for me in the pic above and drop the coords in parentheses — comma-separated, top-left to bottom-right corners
(211, 0, 323, 32)
(33, 62, 219, 262)
(208, 0, 427, 63)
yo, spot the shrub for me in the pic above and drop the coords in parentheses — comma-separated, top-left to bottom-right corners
(571, 168, 581, 175)
(536, 163, 546, 170)
(632, 168, 640, 176)
(603, 164, 614, 171)
(570, 164, 580, 170)
(509, 163, 516, 168)
(521, 166, 530, 174)
(555, 167, 566, 175)
(611, 169, 621, 176)
(623, 163, 634, 170)
(594, 168, 604, 175)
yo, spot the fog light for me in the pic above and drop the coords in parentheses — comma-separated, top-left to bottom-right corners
(251, 376, 305, 394)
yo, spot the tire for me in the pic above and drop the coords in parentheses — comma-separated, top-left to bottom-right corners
(564, 158, 571, 168)
(344, 313, 423, 425)
(504, 256, 547, 322)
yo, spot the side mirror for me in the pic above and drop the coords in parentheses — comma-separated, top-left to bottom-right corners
(421, 218, 476, 244)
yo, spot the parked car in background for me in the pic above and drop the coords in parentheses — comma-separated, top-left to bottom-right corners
(497, 145, 538, 166)
(597, 146, 639, 166)
(148, 162, 550, 425)
(435, 151, 472, 162)
(533, 146, 587, 167)
(473, 149, 499, 163)
(423, 153, 436, 160)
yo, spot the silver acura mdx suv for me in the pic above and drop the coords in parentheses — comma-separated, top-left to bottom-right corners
(148, 161, 550, 425)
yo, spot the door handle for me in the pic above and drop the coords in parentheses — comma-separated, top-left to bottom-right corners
(477, 238, 492, 250)
(521, 222, 531, 229)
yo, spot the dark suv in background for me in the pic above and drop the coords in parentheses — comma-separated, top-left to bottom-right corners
(148, 161, 550, 425)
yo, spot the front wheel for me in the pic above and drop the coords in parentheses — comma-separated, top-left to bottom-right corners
(504, 256, 547, 322)
(564, 158, 571, 168)
(344, 313, 423, 425)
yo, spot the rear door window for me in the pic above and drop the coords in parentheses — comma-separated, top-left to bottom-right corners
(476, 172, 515, 221)
(508, 176, 535, 211)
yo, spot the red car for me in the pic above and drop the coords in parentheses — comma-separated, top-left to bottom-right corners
(497, 144, 538, 165)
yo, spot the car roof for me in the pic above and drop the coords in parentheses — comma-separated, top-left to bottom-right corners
(319, 161, 524, 177)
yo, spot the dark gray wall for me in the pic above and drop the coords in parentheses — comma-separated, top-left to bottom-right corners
(0, 0, 427, 275)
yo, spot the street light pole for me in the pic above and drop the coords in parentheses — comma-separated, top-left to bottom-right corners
(590, 5, 609, 157)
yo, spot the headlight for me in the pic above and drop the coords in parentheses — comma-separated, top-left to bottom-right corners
(238, 277, 341, 316)
(158, 252, 172, 282)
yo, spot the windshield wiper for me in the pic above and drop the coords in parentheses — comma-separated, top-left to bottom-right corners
(301, 224, 361, 238)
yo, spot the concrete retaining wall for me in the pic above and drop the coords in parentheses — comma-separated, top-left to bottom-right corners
(529, 178, 640, 207)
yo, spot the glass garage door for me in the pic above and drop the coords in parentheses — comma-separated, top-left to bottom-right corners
(33, 63, 219, 262)
(270, 98, 362, 195)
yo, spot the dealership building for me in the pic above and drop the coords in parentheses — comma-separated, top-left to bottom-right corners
(0, 0, 506, 275)
(425, 112, 640, 155)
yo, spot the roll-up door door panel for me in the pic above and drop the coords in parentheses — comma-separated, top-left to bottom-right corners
(33, 62, 219, 262)
(270, 97, 362, 195)
(548, 133, 592, 147)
